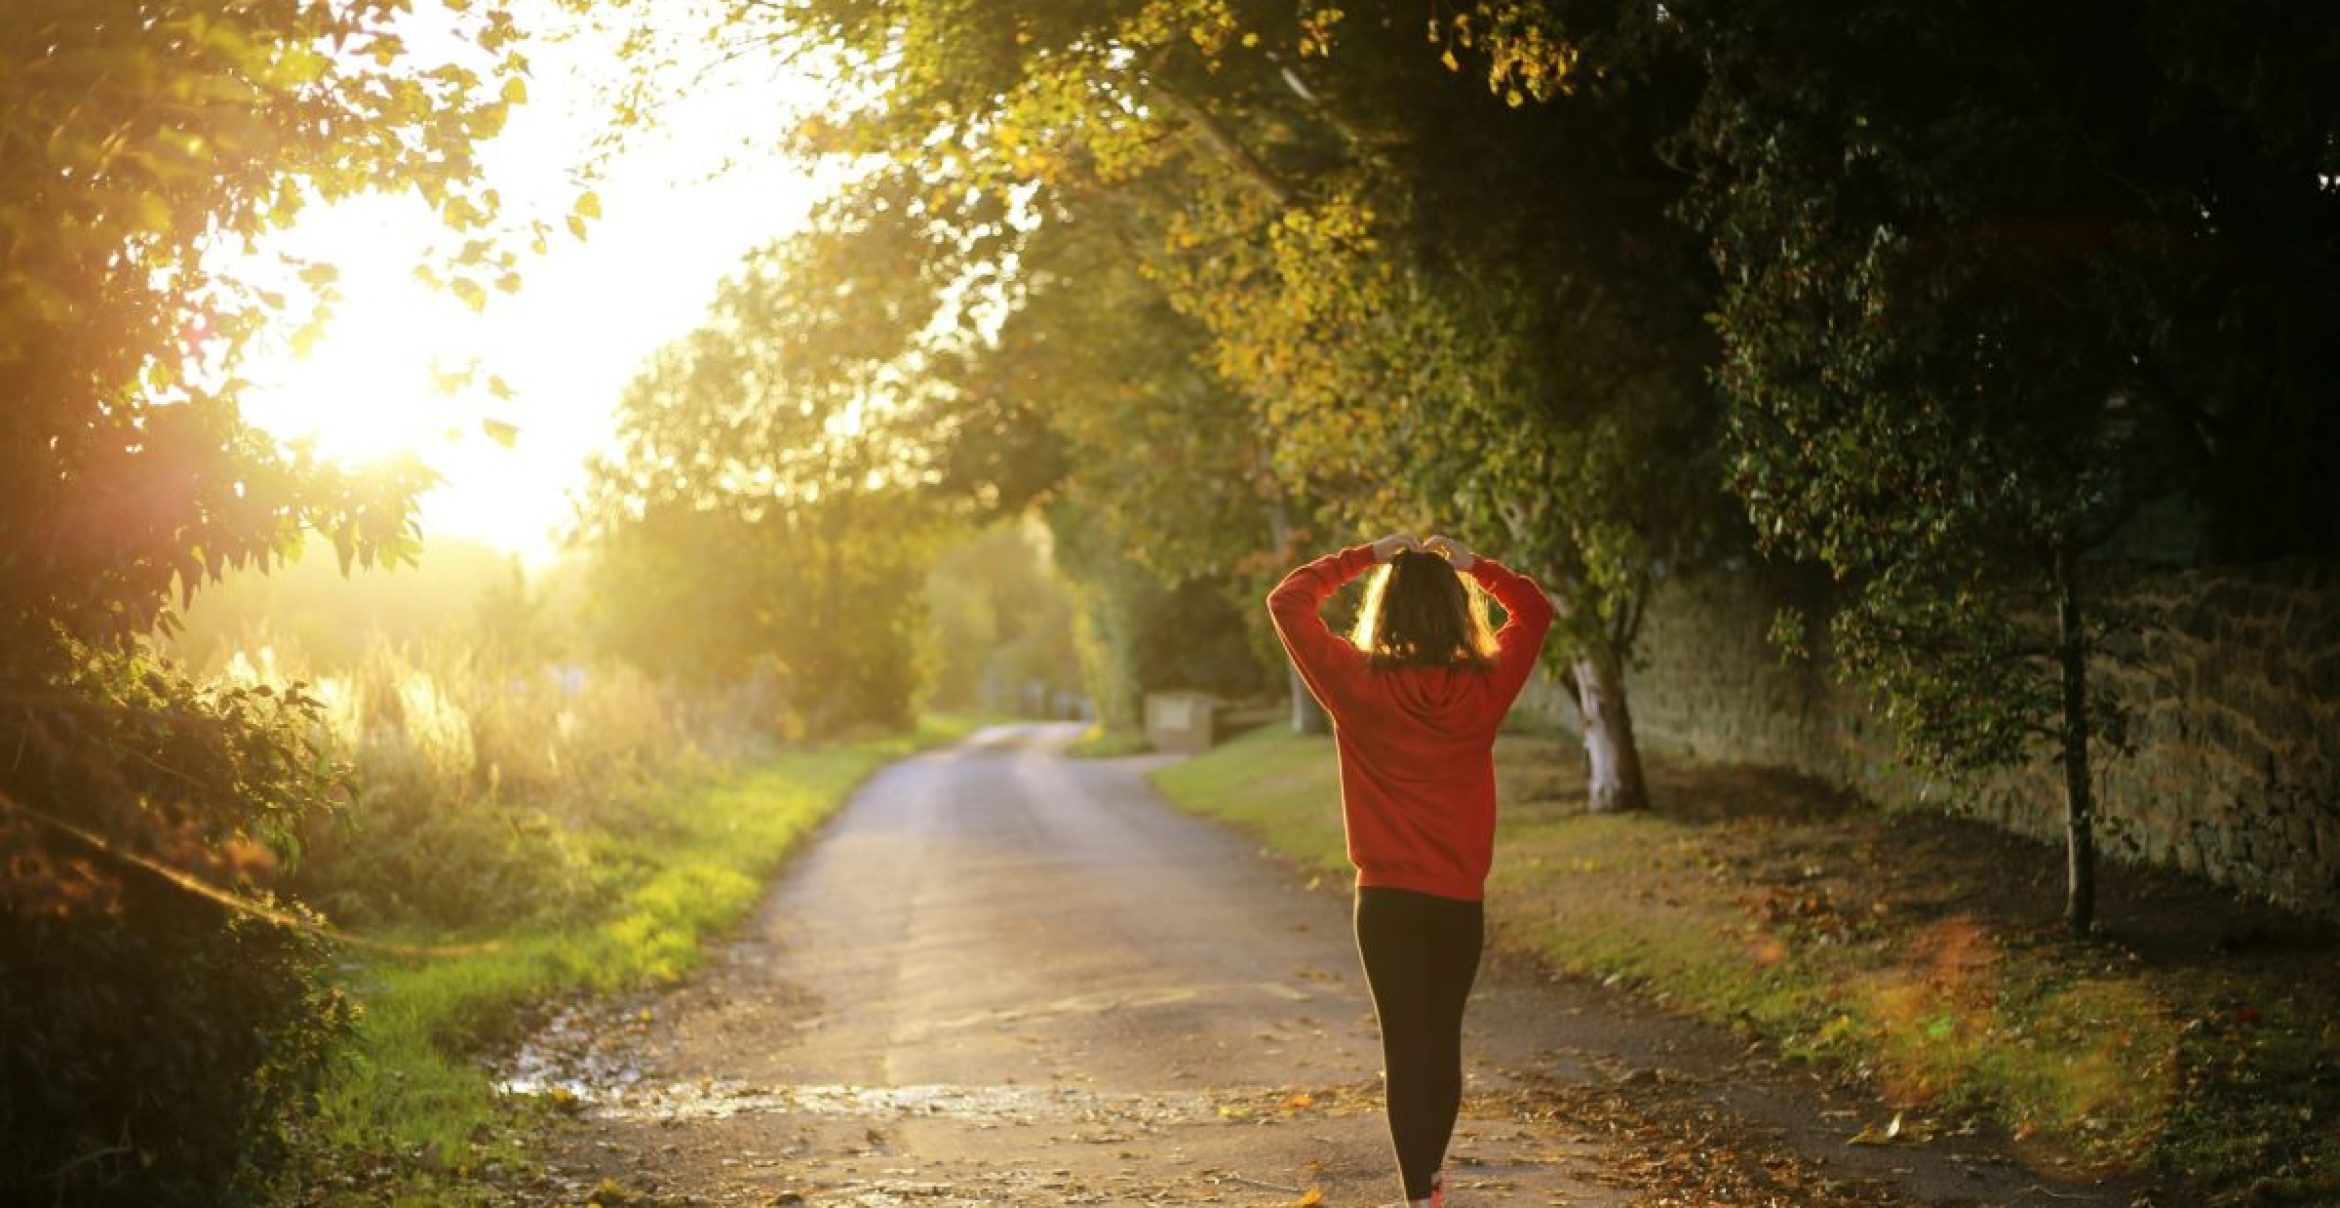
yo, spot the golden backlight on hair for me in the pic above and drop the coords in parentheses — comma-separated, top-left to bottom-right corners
(1349, 551, 1499, 671)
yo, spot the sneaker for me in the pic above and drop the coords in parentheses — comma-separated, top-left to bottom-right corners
(1429, 1173, 1446, 1208)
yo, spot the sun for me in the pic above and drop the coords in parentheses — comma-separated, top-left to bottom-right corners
(235, 199, 482, 468)
(226, 19, 841, 569)
(229, 193, 580, 565)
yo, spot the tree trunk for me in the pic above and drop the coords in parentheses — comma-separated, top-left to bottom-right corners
(2054, 548, 2097, 935)
(1289, 666, 1330, 735)
(1573, 646, 1649, 812)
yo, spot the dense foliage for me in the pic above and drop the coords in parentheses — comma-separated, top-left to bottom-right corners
(0, 655, 358, 1205)
(727, 1, 1747, 798)
(924, 520, 1088, 717)
(716, 0, 2338, 904)
(941, 216, 1295, 731)
(1668, 0, 2340, 928)
(0, 2, 534, 1200)
(576, 232, 945, 735)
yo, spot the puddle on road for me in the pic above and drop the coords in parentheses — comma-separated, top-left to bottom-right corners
(568, 1078, 1224, 1128)
(498, 999, 652, 1103)
(498, 1002, 1229, 1127)
(497, 987, 1364, 1134)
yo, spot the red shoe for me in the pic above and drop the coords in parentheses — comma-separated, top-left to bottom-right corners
(1428, 1174, 1446, 1208)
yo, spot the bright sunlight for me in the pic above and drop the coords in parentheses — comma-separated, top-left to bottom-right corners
(232, 8, 834, 565)
(10, 3, 2338, 1206)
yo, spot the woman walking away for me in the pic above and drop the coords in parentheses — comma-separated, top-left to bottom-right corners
(1266, 532, 1556, 1208)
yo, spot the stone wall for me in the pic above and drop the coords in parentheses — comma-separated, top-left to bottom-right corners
(1523, 559, 2340, 918)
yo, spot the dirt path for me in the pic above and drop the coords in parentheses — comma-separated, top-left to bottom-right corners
(516, 724, 2139, 1207)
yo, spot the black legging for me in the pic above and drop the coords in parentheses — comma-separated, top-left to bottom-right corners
(1354, 886, 1485, 1201)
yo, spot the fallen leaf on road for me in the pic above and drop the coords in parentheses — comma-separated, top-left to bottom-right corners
(1288, 1187, 1324, 1206)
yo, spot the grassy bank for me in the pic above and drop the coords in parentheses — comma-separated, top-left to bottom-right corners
(1150, 726, 2340, 1207)
(304, 716, 986, 1206)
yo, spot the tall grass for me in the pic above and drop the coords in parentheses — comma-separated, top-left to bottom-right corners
(220, 636, 767, 931)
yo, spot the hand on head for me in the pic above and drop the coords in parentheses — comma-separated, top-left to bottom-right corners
(1423, 534, 1476, 570)
(1370, 532, 1477, 570)
(1370, 533, 1424, 562)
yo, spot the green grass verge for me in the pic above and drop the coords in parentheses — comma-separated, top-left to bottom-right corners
(1149, 726, 2340, 1207)
(306, 715, 986, 1205)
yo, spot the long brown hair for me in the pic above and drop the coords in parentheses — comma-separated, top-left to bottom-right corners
(1349, 550, 1499, 671)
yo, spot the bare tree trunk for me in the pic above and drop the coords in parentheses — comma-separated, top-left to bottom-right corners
(1489, 507, 1648, 810)
(2054, 548, 2097, 934)
(1573, 645, 1649, 812)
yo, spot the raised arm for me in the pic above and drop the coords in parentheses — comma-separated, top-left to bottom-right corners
(1265, 541, 1389, 715)
(1424, 534, 1557, 707)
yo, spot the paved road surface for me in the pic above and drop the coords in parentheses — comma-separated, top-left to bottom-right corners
(521, 724, 2138, 1207)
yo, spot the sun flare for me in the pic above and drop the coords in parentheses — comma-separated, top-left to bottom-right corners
(228, 39, 836, 567)
(241, 262, 483, 468)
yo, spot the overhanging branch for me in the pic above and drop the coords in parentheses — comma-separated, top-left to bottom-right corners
(1139, 73, 1297, 210)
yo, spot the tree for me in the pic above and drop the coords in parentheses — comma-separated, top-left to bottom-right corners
(935, 209, 1299, 731)
(2, 0, 531, 895)
(1672, 0, 2340, 930)
(716, 145, 1313, 731)
(576, 224, 947, 736)
(760, 1, 1737, 804)
(0, 1, 536, 1198)
(923, 517, 1085, 715)
(1139, 5, 1730, 808)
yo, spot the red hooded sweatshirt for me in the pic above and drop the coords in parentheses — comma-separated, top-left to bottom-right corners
(1265, 544, 1557, 902)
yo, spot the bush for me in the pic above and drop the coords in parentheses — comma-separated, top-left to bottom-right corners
(0, 889, 354, 1207)
(269, 638, 753, 931)
(0, 647, 356, 1206)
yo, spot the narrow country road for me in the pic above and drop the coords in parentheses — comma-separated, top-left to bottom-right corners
(520, 724, 2137, 1207)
